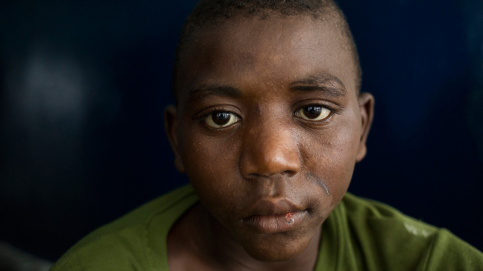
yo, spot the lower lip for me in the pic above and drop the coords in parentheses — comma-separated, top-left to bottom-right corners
(242, 211, 307, 234)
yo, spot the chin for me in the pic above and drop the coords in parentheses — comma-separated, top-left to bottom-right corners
(241, 235, 309, 262)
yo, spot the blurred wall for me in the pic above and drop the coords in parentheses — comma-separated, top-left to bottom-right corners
(0, 0, 482, 261)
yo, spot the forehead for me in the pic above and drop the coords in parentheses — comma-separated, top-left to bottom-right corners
(176, 14, 356, 103)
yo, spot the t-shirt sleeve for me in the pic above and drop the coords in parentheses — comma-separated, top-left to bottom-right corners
(50, 186, 195, 271)
(50, 230, 152, 271)
(51, 246, 134, 271)
(420, 229, 483, 270)
(340, 193, 483, 270)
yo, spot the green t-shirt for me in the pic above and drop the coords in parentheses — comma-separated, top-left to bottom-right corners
(51, 185, 483, 270)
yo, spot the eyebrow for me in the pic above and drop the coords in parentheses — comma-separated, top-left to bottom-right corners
(186, 73, 346, 102)
(290, 74, 347, 97)
(187, 84, 242, 101)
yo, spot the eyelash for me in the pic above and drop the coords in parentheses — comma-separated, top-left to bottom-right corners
(203, 110, 241, 129)
(199, 104, 335, 130)
(196, 106, 242, 130)
(293, 104, 333, 122)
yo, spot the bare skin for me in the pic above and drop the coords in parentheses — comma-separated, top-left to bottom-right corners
(165, 13, 374, 271)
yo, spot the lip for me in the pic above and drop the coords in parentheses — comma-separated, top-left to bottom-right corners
(242, 199, 307, 234)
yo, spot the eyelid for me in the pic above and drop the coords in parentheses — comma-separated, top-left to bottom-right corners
(294, 104, 333, 122)
(192, 104, 241, 120)
(204, 111, 240, 128)
(196, 105, 243, 130)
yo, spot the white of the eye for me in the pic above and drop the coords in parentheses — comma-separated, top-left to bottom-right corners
(205, 113, 239, 128)
(297, 107, 331, 121)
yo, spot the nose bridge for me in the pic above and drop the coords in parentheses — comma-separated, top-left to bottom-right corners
(239, 115, 301, 178)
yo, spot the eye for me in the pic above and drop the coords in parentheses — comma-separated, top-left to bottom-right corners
(295, 105, 331, 121)
(204, 111, 240, 128)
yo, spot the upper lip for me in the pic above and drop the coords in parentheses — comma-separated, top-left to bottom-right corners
(243, 198, 305, 218)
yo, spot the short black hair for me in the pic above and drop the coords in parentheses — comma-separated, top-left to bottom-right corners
(172, 0, 361, 102)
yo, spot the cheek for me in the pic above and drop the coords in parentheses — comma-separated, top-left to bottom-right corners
(303, 117, 361, 203)
(177, 126, 244, 214)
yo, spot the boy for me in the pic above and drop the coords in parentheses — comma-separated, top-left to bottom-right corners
(51, 0, 483, 270)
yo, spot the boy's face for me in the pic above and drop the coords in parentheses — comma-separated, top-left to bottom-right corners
(166, 15, 373, 261)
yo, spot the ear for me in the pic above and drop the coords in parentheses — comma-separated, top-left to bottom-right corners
(356, 92, 375, 162)
(164, 105, 185, 173)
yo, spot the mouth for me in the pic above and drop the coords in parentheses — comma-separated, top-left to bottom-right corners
(241, 199, 308, 234)
(242, 211, 308, 234)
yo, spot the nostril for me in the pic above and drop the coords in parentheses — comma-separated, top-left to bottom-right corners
(245, 171, 295, 180)
(282, 170, 296, 177)
(243, 169, 297, 180)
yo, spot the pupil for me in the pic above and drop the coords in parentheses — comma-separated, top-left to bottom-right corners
(213, 112, 231, 125)
(304, 106, 322, 118)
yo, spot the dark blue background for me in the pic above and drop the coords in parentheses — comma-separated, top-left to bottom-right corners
(1, 0, 482, 261)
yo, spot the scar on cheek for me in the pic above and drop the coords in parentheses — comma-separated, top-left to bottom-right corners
(305, 172, 330, 196)
(285, 212, 295, 224)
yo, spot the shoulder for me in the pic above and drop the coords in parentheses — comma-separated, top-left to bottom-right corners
(331, 193, 483, 270)
(50, 233, 145, 271)
(51, 185, 198, 271)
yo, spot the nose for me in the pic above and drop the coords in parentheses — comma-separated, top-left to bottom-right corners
(239, 121, 301, 179)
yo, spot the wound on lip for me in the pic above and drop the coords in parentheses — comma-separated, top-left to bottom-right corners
(285, 212, 294, 224)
